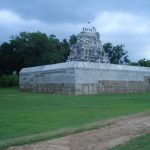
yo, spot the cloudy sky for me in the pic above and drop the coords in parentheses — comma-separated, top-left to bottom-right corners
(0, 0, 150, 61)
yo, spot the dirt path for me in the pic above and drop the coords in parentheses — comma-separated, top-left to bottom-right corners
(8, 112, 150, 150)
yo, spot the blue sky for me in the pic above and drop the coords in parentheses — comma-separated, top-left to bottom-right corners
(0, 0, 150, 61)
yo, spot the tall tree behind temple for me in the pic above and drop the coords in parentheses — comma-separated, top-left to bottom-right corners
(69, 34, 77, 45)
(0, 32, 70, 75)
(103, 43, 130, 64)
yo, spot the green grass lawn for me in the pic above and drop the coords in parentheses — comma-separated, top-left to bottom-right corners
(0, 88, 150, 148)
(111, 134, 150, 150)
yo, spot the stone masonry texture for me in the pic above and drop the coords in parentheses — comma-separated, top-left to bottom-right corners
(67, 26, 109, 63)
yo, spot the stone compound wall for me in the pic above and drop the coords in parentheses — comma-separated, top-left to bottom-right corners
(20, 67, 76, 94)
(20, 62, 150, 95)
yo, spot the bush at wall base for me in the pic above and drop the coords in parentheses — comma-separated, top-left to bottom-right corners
(0, 75, 19, 87)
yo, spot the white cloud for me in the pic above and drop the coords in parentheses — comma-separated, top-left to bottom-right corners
(94, 11, 150, 34)
(0, 9, 83, 40)
(0, 10, 21, 24)
(0, 9, 150, 61)
(93, 11, 150, 60)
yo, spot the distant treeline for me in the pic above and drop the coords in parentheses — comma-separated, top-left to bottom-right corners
(0, 31, 150, 76)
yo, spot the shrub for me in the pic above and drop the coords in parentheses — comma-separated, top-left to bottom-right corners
(0, 75, 19, 87)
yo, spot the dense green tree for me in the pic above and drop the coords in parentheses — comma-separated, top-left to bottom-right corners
(61, 39, 70, 60)
(103, 43, 130, 64)
(0, 31, 70, 75)
(130, 59, 150, 67)
(69, 34, 77, 45)
(129, 62, 139, 66)
(138, 59, 150, 67)
(0, 42, 21, 75)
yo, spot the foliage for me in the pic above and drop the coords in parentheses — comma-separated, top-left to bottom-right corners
(103, 43, 130, 64)
(111, 134, 150, 150)
(0, 75, 19, 87)
(129, 62, 139, 66)
(0, 32, 70, 75)
(69, 34, 77, 45)
(138, 59, 150, 67)
(130, 58, 150, 67)
(0, 88, 150, 148)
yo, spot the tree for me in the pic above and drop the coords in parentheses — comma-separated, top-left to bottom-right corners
(138, 59, 150, 67)
(69, 34, 77, 45)
(61, 39, 70, 61)
(103, 43, 130, 64)
(129, 62, 139, 66)
(130, 59, 150, 67)
(0, 31, 70, 75)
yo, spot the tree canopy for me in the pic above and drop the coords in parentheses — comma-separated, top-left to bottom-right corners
(130, 58, 150, 67)
(0, 31, 70, 75)
(103, 43, 130, 64)
(69, 34, 77, 45)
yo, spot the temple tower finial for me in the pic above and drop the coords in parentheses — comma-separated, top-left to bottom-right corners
(82, 22, 96, 32)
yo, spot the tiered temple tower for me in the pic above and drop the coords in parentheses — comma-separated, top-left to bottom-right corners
(67, 26, 109, 63)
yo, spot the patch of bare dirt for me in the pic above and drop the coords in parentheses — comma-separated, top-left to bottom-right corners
(8, 112, 150, 150)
